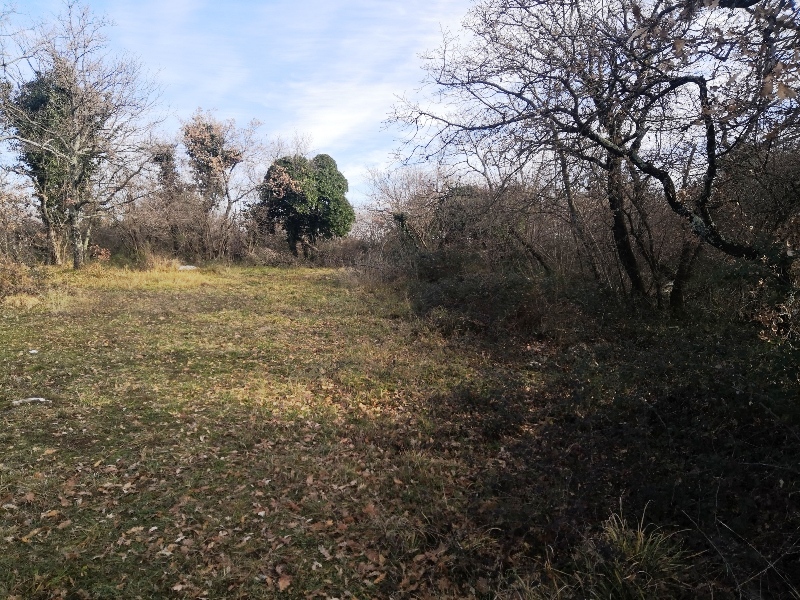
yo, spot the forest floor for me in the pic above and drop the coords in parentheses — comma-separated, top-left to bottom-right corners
(1, 265, 798, 599)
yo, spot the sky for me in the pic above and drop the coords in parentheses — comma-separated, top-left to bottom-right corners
(16, 0, 471, 204)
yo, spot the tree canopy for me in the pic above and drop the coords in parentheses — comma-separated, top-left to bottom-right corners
(181, 110, 244, 216)
(259, 154, 355, 256)
(5, 69, 76, 264)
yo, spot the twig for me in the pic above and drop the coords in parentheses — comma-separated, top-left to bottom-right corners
(760, 402, 800, 445)
(10, 397, 51, 407)
(682, 510, 742, 598)
(717, 518, 800, 598)
(739, 462, 800, 476)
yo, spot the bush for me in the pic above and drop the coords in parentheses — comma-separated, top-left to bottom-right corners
(0, 257, 41, 300)
(407, 273, 543, 336)
(312, 237, 371, 267)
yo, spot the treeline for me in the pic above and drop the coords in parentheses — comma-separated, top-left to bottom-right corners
(361, 155, 796, 334)
(362, 0, 799, 335)
(1, 0, 798, 336)
(0, 4, 354, 273)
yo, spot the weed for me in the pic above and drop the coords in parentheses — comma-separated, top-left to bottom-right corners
(502, 512, 691, 600)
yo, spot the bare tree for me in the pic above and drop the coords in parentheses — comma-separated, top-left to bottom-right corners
(180, 109, 266, 258)
(396, 0, 800, 291)
(0, 2, 159, 268)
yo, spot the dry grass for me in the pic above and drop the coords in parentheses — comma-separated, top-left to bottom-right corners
(1, 264, 797, 599)
(0, 265, 502, 599)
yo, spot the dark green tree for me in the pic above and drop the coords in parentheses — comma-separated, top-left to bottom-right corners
(258, 154, 355, 256)
(6, 70, 76, 265)
(1, 3, 157, 268)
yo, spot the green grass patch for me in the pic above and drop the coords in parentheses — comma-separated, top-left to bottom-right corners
(1, 265, 798, 599)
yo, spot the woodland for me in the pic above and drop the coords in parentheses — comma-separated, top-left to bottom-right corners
(1, 0, 799, 598)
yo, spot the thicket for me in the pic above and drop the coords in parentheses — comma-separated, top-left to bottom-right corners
(348, 160, 799, 597)
(357, 160, 798, 339)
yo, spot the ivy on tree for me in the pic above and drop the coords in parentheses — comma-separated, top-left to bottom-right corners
(6, 71, 77, 266)
(258, 154, 355, 256)
(0, 3, 157, 269)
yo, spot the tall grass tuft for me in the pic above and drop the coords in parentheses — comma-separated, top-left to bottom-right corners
(505, 512, 691, 600)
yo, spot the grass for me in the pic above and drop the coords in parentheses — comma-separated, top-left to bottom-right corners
(1, 264, 798, 599)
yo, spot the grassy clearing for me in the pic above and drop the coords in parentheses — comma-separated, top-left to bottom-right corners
(0, 265, 499, 599)
(1, 265, 798, 599)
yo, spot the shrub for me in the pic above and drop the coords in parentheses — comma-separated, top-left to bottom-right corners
(0, 257, 41, 300)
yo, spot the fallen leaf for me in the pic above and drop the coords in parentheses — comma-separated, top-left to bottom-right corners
(21, 528, 43, 543)
(278, 575, 292, 591)
(476, 577, 491, 593)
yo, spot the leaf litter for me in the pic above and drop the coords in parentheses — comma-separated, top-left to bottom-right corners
(1, 265, 797, 598)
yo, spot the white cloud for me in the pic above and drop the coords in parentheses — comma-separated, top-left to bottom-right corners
(18, 0, 472, 204)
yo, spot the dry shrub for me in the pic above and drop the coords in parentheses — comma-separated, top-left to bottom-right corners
(408, 273, 552, 338)
(312, 237, 371, 267)
(140, 253, 183, 272)
(241, 246, 299, 267)
(0, 257, 41, 300)
(88, 244, 111, 262)
(752, 287, 798, 342)
(115, 243, 183, 271)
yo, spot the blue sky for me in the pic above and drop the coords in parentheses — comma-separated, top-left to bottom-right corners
(17, 0, 470, 204)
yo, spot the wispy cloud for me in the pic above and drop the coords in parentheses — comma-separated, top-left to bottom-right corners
(20, 0, 470, 203)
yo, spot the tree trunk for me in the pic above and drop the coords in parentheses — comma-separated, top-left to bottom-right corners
(170, 223, 182, 254)
(670, 238, 703, 314)
(68, 207, 85, 269)
(607, 154, 646, 295)
(40, 203, 63, 266)
(46, 222, 63, 266)
(509, 227, 551, 274)
(557, 145, 603, 284)
(82, 221, 93, 258)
